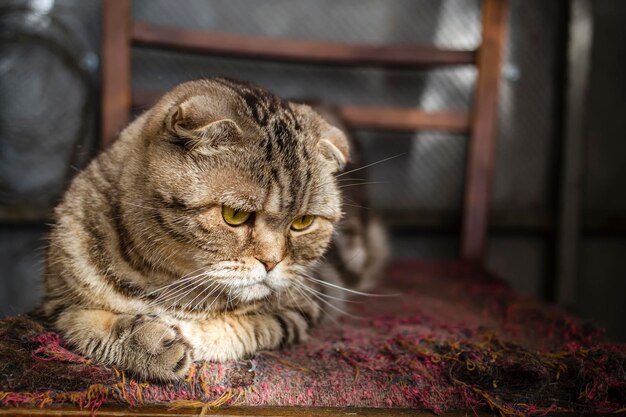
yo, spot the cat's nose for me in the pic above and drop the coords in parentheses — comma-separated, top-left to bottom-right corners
(257, 259, 278, 272)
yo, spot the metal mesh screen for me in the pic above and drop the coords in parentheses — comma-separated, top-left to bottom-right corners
(133, 0, 481, 48)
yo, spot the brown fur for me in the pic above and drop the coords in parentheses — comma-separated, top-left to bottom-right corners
(44, 78, 384, 381)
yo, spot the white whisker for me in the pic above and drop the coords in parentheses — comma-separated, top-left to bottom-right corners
(150, 275, 206, 305)
(300, 272, 398, 297)
(336, 153, 404, 178)
(291, 282, 341, 326)
(179, 281, 218, 311)
(339, 181, 389, 189)
(195, 281, 226, 311)
(297, 278, 362, 303)
(143, 272, 204, 297)
(293, 281, 363, 320)
(337, 178, 367, 182)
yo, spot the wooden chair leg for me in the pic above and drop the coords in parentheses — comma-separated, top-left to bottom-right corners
(101, 0, 132, 148)
(461, 0, 509, 262)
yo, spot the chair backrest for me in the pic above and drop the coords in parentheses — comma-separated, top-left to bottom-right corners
(101, 0, 508, 264)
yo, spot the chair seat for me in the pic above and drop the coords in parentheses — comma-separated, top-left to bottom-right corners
(1, 261, 624, 415)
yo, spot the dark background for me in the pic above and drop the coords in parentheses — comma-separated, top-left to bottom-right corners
(1, 0, 624, 340)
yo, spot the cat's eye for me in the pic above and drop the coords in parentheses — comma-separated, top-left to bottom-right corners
(291, 215, 315, 231)
(222, 206, 252, 226)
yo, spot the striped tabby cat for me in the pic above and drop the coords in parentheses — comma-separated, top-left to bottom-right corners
(44, 78, 385, 381)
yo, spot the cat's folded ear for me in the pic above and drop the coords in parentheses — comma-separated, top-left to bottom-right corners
(318, 124, 350, 173)
(294, 103, 350, 172)
(165, 96, 243, 155)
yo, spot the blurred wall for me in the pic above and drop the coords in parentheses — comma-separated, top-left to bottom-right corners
(575, 0, 626, 341)
(0, 0, 624, 340)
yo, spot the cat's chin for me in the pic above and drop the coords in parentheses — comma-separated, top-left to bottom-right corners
(232, 282, 272, 303)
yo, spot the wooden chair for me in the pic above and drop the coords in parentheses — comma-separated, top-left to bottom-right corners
(98, 1, 509, 415)
(102, 0, 508, 265)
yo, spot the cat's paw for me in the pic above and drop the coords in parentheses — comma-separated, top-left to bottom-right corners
(119, 315, 193, 381)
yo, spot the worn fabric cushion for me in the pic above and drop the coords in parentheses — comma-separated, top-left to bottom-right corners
(1, 261, 625, 415)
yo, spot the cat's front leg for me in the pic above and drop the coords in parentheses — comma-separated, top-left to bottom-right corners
(55, 309, 193, 380)
(184, 304, 320, 362)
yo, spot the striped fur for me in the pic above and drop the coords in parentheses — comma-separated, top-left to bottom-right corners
(44, 78, 383, 381)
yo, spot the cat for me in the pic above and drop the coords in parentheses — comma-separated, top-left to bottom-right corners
(43, 78, 385, 381)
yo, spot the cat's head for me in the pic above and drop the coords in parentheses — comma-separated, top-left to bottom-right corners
(124, 78, 349, 306)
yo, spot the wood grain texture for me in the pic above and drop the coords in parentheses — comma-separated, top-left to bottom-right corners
(461, 0, 509, 261)
(101, 0, 132, 148)
(131, 21, 476, 68)
(338, 106, 469, 133)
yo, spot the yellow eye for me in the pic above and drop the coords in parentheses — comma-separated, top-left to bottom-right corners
(222, 206, 252, 226)
(291, 215, 315, 231)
